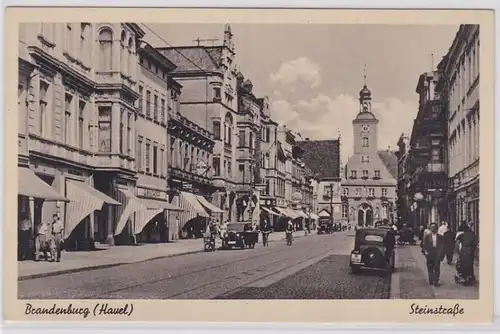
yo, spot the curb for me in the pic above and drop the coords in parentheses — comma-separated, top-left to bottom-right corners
(18, 232, 321, 281)
(18, 249, 204, 281)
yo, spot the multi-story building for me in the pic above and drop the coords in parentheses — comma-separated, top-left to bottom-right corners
(296, 139, 341, 224)
(17, 23, 195, 254)
(342, 82, 398, 227)
(395, 133, 410, 227)
(157, 24, 238, 223)
(234, 74, 262, 222)
(405, 71, 448, 231)
(436, 24, 480, 235)
(17, 23, 147, 251)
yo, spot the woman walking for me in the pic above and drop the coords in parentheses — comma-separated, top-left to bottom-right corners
(455, 222, 478, 286)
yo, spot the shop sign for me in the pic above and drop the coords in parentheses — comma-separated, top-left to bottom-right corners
(137, 187, 167, 200)
(291, 191, 303, 203)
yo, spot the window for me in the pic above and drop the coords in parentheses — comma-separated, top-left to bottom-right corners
(184, 143, 190, 169)
(213, 121, 221, 139)
(239, 130, 245, 147)
(368, 188, 375, 197)
(213, 87, 221, 100)
(170, 90, 177, 112)
(431, 148, 441, 162)
(153, 94, 158, 121)
(78, 100, 85, 149)
(223, 160, 227, 178)
(39, 81, 49, 135)
(382, 188, 388, 197)
(118, 109, 125, 154)
(249, 132, 253, 149)
(362, 137, 369, 147)
(361, 155, 370, 163)
(342, 204, 348, 219)
(146, 90, 151, 117)
(169, 137, 175, 168)
(127, 113, 132, 155)
(161, 98, 166, 123)
(98, 28, 113, 71)
(362, 170, 369, 178)
(145, 142, 151, 173)
(343, 188, 349, 197)
(264, 153, 270, 169)
(153, 146, 158, 175)
(374, 170, 380, 178)
(138, 85, 143, 114)
(65, 24, 72, 54)
(160, 148, 165, 176)
(136, 136, 143, 171)
(98, 107, 112, 152)
(266, 127, 271, 143)
(64, 93, 73, 144)
(355, 188, 361, 196)
(227, 160, 232, 178)
(80, 23, 90, 64)
(351, 170, 357, 178)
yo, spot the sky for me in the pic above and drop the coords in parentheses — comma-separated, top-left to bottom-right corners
(142, 23, 459, 163)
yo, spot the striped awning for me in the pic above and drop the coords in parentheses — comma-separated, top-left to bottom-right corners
(133, 198, 183, 235)
(275, 207, 300, 219)
(175, 192, 209, 231)
(262, 206, 280, 216)
(18, 168, 69, 202)
(64, 180, 121, 239)
(114, 189, 147, 236)
(295, 210, 308, 219)
(196, 195, 225, 213)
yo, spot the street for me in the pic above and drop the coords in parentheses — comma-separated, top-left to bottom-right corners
(18, 232, 391, 300)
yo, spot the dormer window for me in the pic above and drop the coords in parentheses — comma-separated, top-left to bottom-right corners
(351, 170, 357, 179)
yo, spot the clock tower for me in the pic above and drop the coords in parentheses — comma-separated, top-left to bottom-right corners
(352, 82, 379, 155)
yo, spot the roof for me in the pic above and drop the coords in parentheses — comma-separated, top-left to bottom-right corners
(295, 140, 340, 180)
(157, 46, 223, 72)
(377, 150, 398, 179)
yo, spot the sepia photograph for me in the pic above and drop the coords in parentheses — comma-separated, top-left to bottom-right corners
(4, 7, 494, 323)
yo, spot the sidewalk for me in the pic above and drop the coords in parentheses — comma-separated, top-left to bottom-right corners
(18, 231, 310, 281)
(391, 244, 479, 299)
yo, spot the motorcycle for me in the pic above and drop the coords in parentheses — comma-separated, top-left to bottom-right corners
(204, 234, 216, 252)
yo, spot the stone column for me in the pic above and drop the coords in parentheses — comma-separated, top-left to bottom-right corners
(106, 180, 115, 246)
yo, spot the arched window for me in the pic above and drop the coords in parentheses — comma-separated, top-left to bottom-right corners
(120, 30, 128, 76)
(98, 28, 113, 72)
(362, 136, 369, 147)
(80, 23, 91, 66)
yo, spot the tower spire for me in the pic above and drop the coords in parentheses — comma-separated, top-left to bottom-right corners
(363, 63, 367, 86)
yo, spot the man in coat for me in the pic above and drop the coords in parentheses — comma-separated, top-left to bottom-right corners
(422, 223, 445, 286)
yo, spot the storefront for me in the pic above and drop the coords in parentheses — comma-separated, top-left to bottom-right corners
(17, 166, 69, 260)
(135, 186, 174, 243)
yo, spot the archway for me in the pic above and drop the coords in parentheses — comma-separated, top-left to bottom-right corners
(357, 203, 373, 227)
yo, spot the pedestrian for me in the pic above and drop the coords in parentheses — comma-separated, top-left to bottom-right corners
(438, 221, 448, 236)
(420, 226, 431, 254)
(35, 215, 56, 262)
(442, 224, 455, 265)
(418, 225, 425, 241)
(51, 212, 64, 262)
(18, 213, 33, 261)
(454, 222, 478, 286)
(422, 223, 445, 286)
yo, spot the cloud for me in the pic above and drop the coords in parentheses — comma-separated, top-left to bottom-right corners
(270, 93, 416, 165)
(270, 57, 321, 89)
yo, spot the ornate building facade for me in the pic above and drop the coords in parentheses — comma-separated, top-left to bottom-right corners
(436, 24, 480, 235)
(342, 82, 398, 227)
(158, 24, 238, 223)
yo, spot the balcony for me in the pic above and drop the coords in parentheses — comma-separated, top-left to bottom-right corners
(29, 134, 94, 167)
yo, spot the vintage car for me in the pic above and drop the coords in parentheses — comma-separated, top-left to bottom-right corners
(221, 223, 259, 250)
(317, 218, 334, 234)
(349, 227, 395, 274)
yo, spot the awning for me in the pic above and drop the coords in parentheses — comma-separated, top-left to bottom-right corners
(64, 180, 121, 239)
(262, 206, 280, 216)
(309, 212, 320, 220)
(181, 192, 209, 218)
(133, 198, 184, 235)
(287, 209, 301, 219)
(195, 195, 225, 213)
(275, 207, 300, 219)
(18, 168, 69, 202)
(295, 210, 308, 218)
(114, 189, 148, 236)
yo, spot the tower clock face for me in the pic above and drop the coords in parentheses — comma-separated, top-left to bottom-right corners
(361, 124, 370, 133)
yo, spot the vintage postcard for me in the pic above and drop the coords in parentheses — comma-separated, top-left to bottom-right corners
(3, 7, 494, 323)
